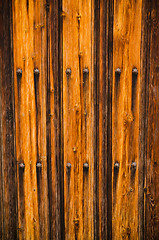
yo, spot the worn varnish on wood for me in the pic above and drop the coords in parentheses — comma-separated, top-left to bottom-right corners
(1, 0, 159, 239)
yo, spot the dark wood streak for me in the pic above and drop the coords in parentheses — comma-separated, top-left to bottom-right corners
(145, 0, 159, 239)
(18, 164, 25, 239)
(47, 0, 63, 239)
(96, 0, 113, 239)
(0, 1, 17, 239)
(93, 1, 100, 238)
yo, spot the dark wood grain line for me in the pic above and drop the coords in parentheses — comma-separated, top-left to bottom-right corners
(0, 1, 17, 239)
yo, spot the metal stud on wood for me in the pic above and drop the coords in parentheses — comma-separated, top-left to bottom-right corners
(115, 68, 121, 75)
(34, 68, 40, 76)
(16, 68, 22, 77)
(19, 162, 25, 168)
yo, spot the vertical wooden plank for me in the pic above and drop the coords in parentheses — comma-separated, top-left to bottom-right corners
(0, 1, 17, 239)
(93, 1, 100, 238)
(27, 1, 41, 239)
(145, 0, 159, 238)
(12, 2, 25, 238)
(139, 0, 150, 238)
(78, 0, 94, 239)
(33, 0, 49, 239)
(112, 0, 142, 239)
(13, 0, 40, 239)
(62, 0, 96, 238)
(97, 0, 113, 239)
(48, 0, 62, 239)
(62, 0, 80, 238)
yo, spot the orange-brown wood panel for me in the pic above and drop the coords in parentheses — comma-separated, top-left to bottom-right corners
(79, 0, 94, 239)
(62, 0, 95, 239)
(33, 1, 49, 239)
(3, 0, 159, 239)
(62, 0, 81, 239)
(13, 0, 39, 238)
(145, 0, 159, 238)
(112, 0, 142, 239)
(12, 0, 50, 239)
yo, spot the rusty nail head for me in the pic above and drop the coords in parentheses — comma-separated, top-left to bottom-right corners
(131, 162, 137, 170)
(115, 68, 121, 75)
(36, 162, 42, 168)
(66, 162, 71, 169)
(34, 68, 40, 76)
(19, 162, 25, 168)
(114, 162, 119, 170)
(16, 68, 22, 77)
(83, 162, 89, 170)
(132, 68, 138, 75)
(83, 68, 89, 75)
(66, 68, 71, 76)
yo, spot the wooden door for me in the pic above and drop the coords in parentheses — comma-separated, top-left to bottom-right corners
(0, 0, 159, 239)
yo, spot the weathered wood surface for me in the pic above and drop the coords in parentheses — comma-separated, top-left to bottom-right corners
(145, 0, 159, 238)
(0, 0, 159, 239)
(112, 0, 142, 239)
(0, 1, 17, 239)
(95, 0, 113, 239)
(62, 0, 94, 238)
(13, 0, 50, 239)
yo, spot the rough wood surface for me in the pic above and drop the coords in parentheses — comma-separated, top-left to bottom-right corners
(0, 1, 17, 239)
(13, 0, 49, 239)
(48, 0, 62, 239)
(1, 0, 159, 239)
(112, 0, 142, 239)
(145, 0, 159, 238)
(62, 0, 94, 239)
(94, 0, 113, 239)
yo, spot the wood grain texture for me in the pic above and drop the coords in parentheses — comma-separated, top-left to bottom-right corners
(2, 0, 159, 239)
(79, 0, 94, 239)
(62, 0, 94, 239)
(33, 1, 49, 239)
(96, 0, 113, 239)
(13, 1, 39, 239)
(145, 0, 159, 238)
(139, 0, 150, 238)
(48, 0, 62, 239)
(13, 0, 49, 239)
(62, 1, 79, 238)
(0, 1, 17, 239)
(112, 0, 142, 239)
